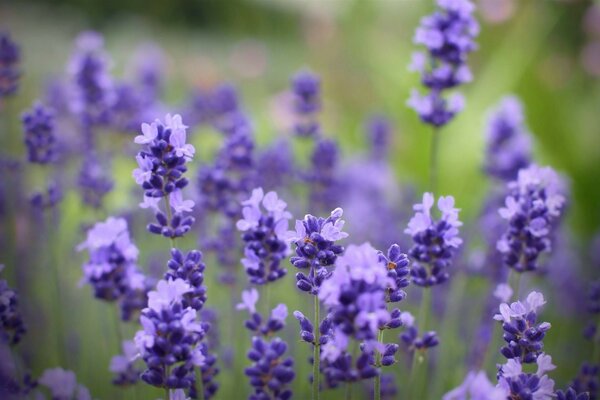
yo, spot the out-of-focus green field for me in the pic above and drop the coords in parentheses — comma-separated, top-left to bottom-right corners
(1, 0, 600, 399)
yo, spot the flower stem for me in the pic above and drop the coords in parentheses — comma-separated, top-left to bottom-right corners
(163, 195, 176, 249)
(508, 270, 522, 300)
(374, 329, 384, 400)
(195, 366, 205, 400)
(429, 127, 440, 194)
(313, 293, 321, 400)
(409, 287, 432, 399)
(46, 210, 67, 367)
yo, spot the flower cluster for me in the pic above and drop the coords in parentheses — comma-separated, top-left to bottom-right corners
(288, 207, 348, 294)
(0, 265, 26, 345)
(405, 192, 462, 287)
(67, 31, 115, 130)
(134, 279, 209, 396)
(36, 367, 91, 400)
(290, 70, 321, 137)
(77, 154, 114, 209)
(400, 311, 439, 352)
(497, 165, 566, 273)
(0, 31, 20, 97)
(110, 340, 141, 386)
(484, 96, 532, 182)
(493, 291, 551, 363)
(165, 249, 207, 311)
(21, 102, 57, 164)
(366, 115, 392, 161)
(379, 244, 410, 303)
(497, 355, 556, 399)
(133, 113, 196, 239)
(77, 217, 148, 321)
(238, 289, 295, 399)
(306, 138, 341, 213)
(319, 243, 394, 345)
(407, 0, 479, 126)
(236, 188, 292, 285)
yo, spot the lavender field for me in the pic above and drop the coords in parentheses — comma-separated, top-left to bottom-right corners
(1, 0, 600, 399)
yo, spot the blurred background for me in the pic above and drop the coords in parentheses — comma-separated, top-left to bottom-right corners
(1, 0, 600, 399)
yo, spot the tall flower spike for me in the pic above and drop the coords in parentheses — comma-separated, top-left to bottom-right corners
(306, 138, 341, 213)
(134, 114, 196, 239)
(0, 31, 20, 97)
(22, 102, 57, 165)
(0, 265, 26, 345)
(290, 70, 321, 137)
(407, 0, 479, 126)
(77, 217, 148, 321)
(405, 192, 462, 286)
(67, 31, 115, 130)
(135, 279, 208, 395)
(237, 188, 292, 285)
(484, 96, 532, 182)
(496, 165, 566, 273)
(288, 207, 348, 294)
(493, 291, 551, 364)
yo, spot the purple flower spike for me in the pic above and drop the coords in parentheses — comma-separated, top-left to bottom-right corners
(288, 207, 348, 294)
(290, 70, 321, 137)
(0, 31, 20, 97)
(496, 165, 566, 273)
(237, 188, 292, 285)
(405, 192, 462, 287)
(407, 0, 479, 127)
(22, 102, 57, 165)
(493, 291, 551, 364)
(78, 217, 149, 321)
(0, 265, 26, 345)
(484, 96, 532, 182)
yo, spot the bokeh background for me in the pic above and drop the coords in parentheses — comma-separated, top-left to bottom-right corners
(1, 0, 600, 399)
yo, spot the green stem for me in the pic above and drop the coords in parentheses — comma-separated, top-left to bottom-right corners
(46, 211, 67, 367)
(409, 288, 432, 399)
(313, 293, 321, 400)
(509, 270, 522, 300)
(195, 366, 205, 400)
(429, 127, 440, 194)
(164, 387, 170, 400)
(163, 196, 176, 249)
(374, 329, 384, 400)
(345, 381, 352, 400)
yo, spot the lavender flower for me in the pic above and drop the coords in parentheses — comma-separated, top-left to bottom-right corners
(30, 180, 63, 211)
(288, 207, 348, 294)
(77, 153, 114, 209)
(379, 244, 410, 303)
(442, 370, 506, 400)
(77, 217, 148, 321)
(290, 70, 321, 137)
(556, 388, 591, 400)
(407, 0, 479, 126)
(37, 368, 91, 400)
(0, 32, 20, 97)
(22, 102, 57, 164)
(67, 31, 115, 129)
(110, 340, 141, 386)
(568, 363, 599, 400)
(366, 115, 393, 161)
(497, 165, 566, 273)
(484, 96, 532, 181)
(306, 138, 341, 213)
(319, 243, 394, 345)
(236, 188, 292, 285)
(135, 279, 207, 394)
(0, 265, 26, 345)
(405, 192, 462, 286)
(238, 289, 295, 399)
(255, 140, 294, 191)
(134, 113, 196, 239)
(496, 355, 556, 399)
(493, 291, 551, 364)
(165, 249, 207, 311)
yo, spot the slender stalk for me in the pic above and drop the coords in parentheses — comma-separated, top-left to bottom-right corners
(46, 210, 67, 367)
(164, 387, 170, 400)
(508, 270, 522, 300)
(163, 196, 177, 249)
(409, 287, 432, 399)
(429, 127, 440, 194)
(374, 329, 384, 400)
(195, 366, 205, 400)
(313, 293, 321, 400)
(345, 381, 352, 400)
